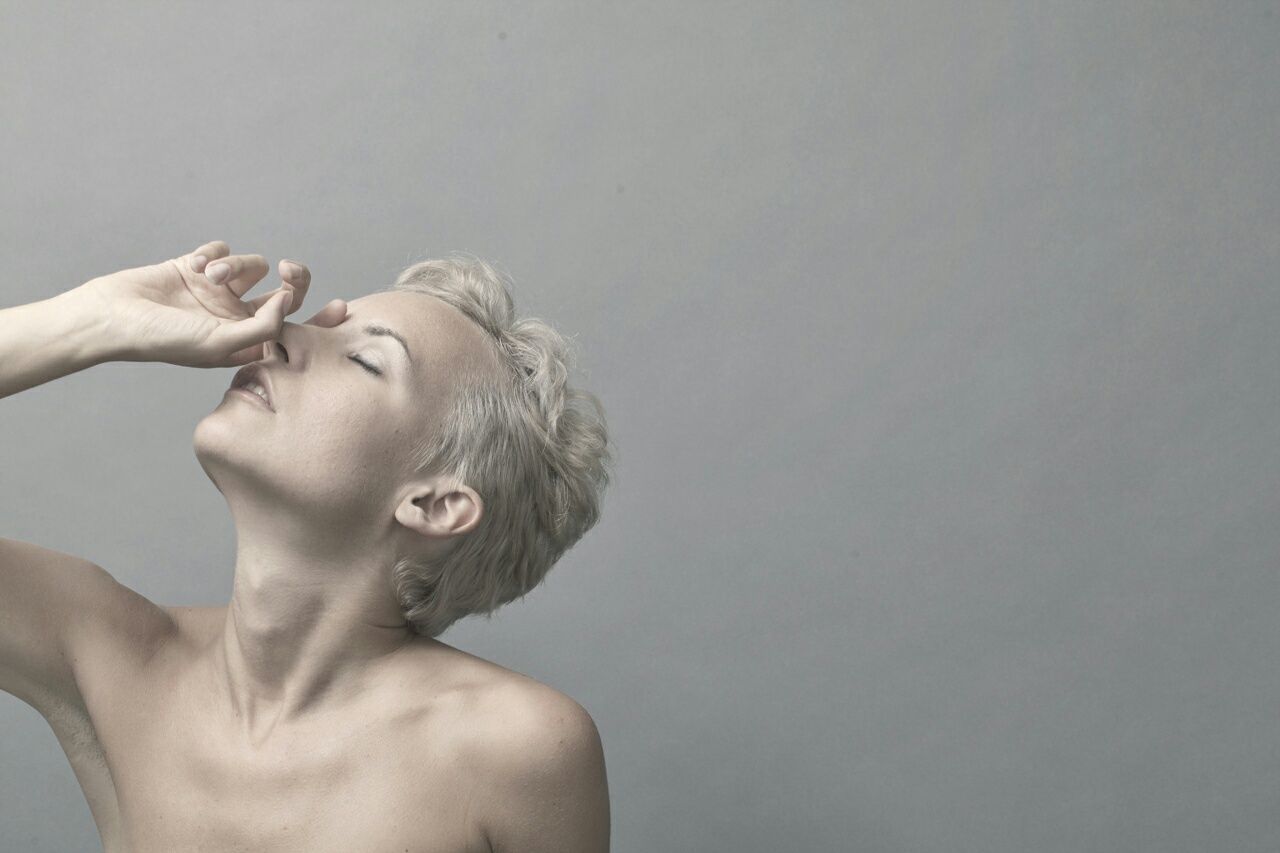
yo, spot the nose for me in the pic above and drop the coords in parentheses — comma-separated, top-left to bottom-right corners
(259, 302, 351, 363)
(260, 321, 297, 364)
(260, 336, 283, 364)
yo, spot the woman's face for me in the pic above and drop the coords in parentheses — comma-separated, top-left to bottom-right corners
(193, 290, 499, 537)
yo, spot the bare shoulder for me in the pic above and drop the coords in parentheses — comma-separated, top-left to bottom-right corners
(480, 674, 601, 748)
(427, 645, 609, 853)
(419, 641, 601, 741)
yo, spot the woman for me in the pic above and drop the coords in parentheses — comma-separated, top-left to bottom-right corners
(0, 240, 614, 852)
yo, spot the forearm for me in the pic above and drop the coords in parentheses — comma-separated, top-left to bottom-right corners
(0, 286, 114, 400)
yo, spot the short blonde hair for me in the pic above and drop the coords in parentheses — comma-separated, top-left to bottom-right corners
(381, 253, 615, 637)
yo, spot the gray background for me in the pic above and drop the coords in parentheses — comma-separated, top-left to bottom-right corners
(2, 2, 1277, 851)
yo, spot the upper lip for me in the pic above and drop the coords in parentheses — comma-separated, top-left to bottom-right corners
(230, 363, 276, 411)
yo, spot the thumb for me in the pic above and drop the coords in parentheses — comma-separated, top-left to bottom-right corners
(205, 289, 293, 361)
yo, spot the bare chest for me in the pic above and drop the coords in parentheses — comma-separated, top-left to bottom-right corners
(53, 643, 491, 853)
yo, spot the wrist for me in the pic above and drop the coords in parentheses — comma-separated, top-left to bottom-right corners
(51, 283, 124, 367)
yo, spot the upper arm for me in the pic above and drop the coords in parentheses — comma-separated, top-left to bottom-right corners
(0, 537, 171, 716)
(478, 690, 611, 853)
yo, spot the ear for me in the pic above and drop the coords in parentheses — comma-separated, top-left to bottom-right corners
(394, 478, 484, 540)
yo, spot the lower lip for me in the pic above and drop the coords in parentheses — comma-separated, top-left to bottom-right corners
(226, 387, 274, 411)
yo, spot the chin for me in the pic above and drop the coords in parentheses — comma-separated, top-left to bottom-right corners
(192, 409, 263, 490)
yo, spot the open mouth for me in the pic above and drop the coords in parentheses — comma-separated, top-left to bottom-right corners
(229, 365, 276, 411)
(228, 386, 273, 410)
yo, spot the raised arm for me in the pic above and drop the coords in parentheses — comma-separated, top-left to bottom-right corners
(0, 240, 338, 717)
(0, 286, 162, 714)
(0, 239, 329, 398)
(0, 286, 113, 399)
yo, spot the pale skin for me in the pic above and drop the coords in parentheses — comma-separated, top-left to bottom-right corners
(0, 241, 610, 852)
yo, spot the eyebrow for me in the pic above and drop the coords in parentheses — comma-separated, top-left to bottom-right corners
(361, 324, 413, 365)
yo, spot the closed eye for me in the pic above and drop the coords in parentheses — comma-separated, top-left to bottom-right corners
(349, 355, 383, 376)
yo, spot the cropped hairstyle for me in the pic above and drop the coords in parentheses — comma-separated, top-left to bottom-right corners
(381, 254, 614, 637)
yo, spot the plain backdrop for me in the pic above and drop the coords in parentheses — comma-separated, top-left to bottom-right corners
(2, 2, 1278, 851)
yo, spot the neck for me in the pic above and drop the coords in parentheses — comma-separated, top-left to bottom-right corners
(211, 509, 415, 739)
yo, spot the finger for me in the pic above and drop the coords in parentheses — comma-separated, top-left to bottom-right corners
(203, 254, 270, 299)
(221, 339, 278, 367)
(215, 296, 346, 367)
(185, 240, 231, 274)
(244, 284, 292, 314)
(244, 258, 312, 317)
(278, 259, 312, 314)
(203, 289, 293, 363)
(218, 342, 271, 368)
(246, 290, 344, 324)
(302, 298, 348, 327)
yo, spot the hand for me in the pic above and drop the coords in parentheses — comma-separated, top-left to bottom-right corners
(72, 240, 348, 368)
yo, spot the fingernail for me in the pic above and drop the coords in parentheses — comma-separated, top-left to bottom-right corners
(206, 263, 229, 283)
(192, 254, 208, 271)
(285, 262, 303, 277)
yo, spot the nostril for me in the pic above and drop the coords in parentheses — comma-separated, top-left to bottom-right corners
(275, 341, 289, 361)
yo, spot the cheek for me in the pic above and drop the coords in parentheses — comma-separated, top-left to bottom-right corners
(291, 397, 405, 474)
